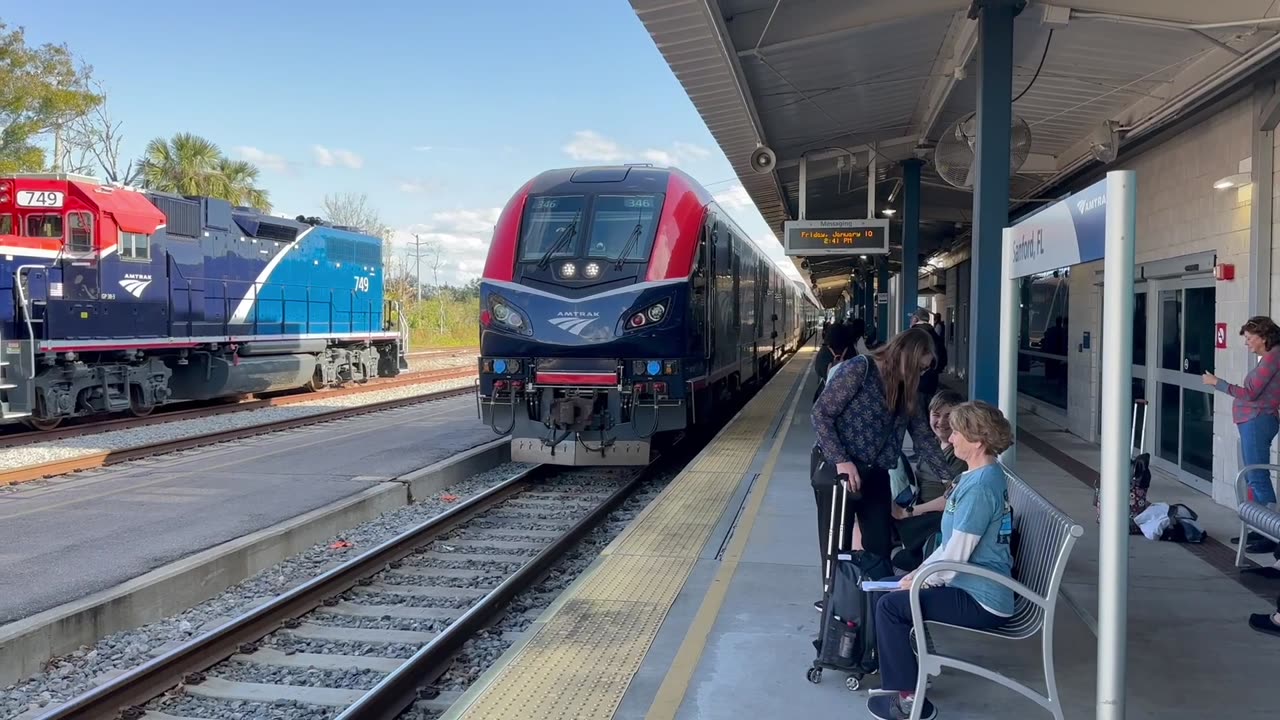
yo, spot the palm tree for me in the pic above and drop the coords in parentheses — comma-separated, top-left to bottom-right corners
(217, 158, 271, 212)
(141, 132, 271, 212)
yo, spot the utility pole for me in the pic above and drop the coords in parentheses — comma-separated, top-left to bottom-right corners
(406, 234, 429, 301)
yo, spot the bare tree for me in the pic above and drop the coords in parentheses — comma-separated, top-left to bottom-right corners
(321, 192, 387, 236)
(429, 243, 447, 334)
(60, 79, 141, 184)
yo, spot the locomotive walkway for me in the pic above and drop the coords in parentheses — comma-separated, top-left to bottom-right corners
(0, 395, 499, 687)
(441, 352, 1279, 719)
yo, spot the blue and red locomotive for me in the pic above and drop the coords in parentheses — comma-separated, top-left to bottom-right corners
(0, 173, 405, 429)
(477, 165, 819, 466)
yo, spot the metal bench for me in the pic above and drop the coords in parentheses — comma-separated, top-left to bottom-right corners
(904, 463, 1084, 720)
(1233, 463, 1280, 567)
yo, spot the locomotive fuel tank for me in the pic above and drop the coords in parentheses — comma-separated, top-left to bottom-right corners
(166, 352, 317, 401)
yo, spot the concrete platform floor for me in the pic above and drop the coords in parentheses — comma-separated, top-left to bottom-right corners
(621, 369, 1279, 719)
(0, 395, 496, 624)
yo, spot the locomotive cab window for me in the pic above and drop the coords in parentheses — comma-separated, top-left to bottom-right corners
(0, 214, 12, 235)
(67, 212, 93, 252)
(585, 194, 662, 261)
(519, 195, 585, 262)
(120, 231, 151, 260)
(25, 213, 62, 239)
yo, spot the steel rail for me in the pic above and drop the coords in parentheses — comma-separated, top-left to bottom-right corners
(34, 465, 547, 720)
(336, 463, 654, 720)
(0, 367, 477, 449)
(0, 382, 478, 487)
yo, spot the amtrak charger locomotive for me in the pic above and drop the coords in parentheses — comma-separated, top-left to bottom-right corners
(477, 165, 819, 466)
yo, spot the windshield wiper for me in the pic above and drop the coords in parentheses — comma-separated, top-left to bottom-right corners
(536, 211, 581, 270)
(614, 214, 645, 270)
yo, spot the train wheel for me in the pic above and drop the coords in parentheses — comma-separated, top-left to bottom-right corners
(24, 396, 62, 431)
(129, 387, 156, 418)
(306, 366, 326, 392)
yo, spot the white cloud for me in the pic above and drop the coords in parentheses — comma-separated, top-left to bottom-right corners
(312, 145, 363, 169)
(561, 130, 710, 168)
(562, 130, 625, 163)
(233, 146, 289, 173)
(712, 182, 755, 212)
(397, 179, 437, 194)
(386, 206, 504, 286)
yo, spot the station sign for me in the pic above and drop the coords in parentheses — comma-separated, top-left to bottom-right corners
(783, 218, 889, 257)
(1007, 178, 1107, 279)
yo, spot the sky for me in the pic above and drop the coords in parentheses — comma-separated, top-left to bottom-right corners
(8, 1, 802, 286)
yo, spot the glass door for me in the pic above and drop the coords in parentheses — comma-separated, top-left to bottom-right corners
(1152, 279, 1216, 493)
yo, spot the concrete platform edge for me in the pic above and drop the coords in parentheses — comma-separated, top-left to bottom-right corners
(400, 437, 510, 501)
(0, 438, 510, 688)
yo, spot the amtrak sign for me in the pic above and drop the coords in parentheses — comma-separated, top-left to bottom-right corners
(1007, 178, 1108, 279)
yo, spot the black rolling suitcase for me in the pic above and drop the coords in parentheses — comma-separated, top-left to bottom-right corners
(807, 482, 891, 692)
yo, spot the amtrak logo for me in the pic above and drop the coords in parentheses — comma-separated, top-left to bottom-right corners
(549, 311, 600, 336)
(119, 274, 153, 298)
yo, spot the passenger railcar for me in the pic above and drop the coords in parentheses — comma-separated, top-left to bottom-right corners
(0, 173, 406, 429)
(477, 165, 819, 466)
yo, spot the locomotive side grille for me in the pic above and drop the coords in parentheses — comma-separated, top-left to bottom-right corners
(254, 222, 299, 243)
(150, 195, 201, 238)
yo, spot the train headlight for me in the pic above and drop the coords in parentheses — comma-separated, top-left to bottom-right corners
(584, 262, 601, 279)
(623, 298, 671, 333)
(487, 296, 532, 335)
(559, 262, 577, 279)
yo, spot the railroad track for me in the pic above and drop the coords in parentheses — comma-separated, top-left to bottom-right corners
(406, 346, 478, 359)
(32, 462, 655, 720)
(0, 379, 481, 487)
(0, 367, 477, 450)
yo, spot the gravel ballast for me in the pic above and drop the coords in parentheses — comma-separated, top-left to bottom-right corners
(0, 452, 687, 720)
(0, 377, 476, 470)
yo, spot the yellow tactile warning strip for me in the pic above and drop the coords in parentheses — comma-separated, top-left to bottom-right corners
(450, 349, 811, 720)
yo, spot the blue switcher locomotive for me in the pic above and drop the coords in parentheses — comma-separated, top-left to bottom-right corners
(0, 173, 406, 429)
(477, 165, 820, 466)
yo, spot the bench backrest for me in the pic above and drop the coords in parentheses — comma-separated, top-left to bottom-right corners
(1000, 462, 1085, 637)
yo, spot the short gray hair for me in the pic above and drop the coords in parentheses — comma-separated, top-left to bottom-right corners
(910, 306, 932, 324)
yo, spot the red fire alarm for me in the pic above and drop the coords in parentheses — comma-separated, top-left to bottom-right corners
(1216, 323, 1229, 349)
(1215, 263, 1235, 281)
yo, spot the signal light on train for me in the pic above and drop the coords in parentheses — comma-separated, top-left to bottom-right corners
(584, 262, 601, 279)
(559, 262, 577, 279)
(629, 312, 647, 328)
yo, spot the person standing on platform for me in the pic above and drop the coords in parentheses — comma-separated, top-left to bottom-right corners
(810, 327, 954, 562)
(868, 401, 1016, 720)
(1203, 316, 1280, 555)
(910, 306, 948, 408)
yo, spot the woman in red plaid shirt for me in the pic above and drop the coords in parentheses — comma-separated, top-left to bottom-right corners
(1203, 317, 1280, 553)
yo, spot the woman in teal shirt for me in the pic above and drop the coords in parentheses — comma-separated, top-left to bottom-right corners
(867, 401, 1015, 720)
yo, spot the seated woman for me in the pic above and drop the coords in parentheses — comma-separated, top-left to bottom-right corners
(867, 401, 1015, 720)
(890, 390, 968, 571)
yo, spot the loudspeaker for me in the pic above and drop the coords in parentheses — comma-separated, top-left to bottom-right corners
(750, 145, 777, 174)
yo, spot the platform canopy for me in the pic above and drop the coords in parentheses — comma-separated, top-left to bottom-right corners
(630, 0, 1280, 306)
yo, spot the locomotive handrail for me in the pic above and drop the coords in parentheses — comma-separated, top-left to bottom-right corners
(14, 264, 46, 380)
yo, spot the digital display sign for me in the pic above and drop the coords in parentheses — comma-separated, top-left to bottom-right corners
(783, 219, 890, 256)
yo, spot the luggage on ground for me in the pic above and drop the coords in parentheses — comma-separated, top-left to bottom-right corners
(1094, 399, 1151, 534)
(807, 482, 893, 691)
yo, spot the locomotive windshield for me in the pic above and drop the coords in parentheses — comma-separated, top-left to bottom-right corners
(519, 195, 585, 262)
(585, 194, 662, 262)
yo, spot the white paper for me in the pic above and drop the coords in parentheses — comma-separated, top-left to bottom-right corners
(860, 580, 903, 592)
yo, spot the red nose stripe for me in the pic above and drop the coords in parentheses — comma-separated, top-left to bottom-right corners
(535, 372, 617, 386)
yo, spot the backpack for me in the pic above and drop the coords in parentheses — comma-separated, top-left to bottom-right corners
(1093, 452, 1151, 534)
